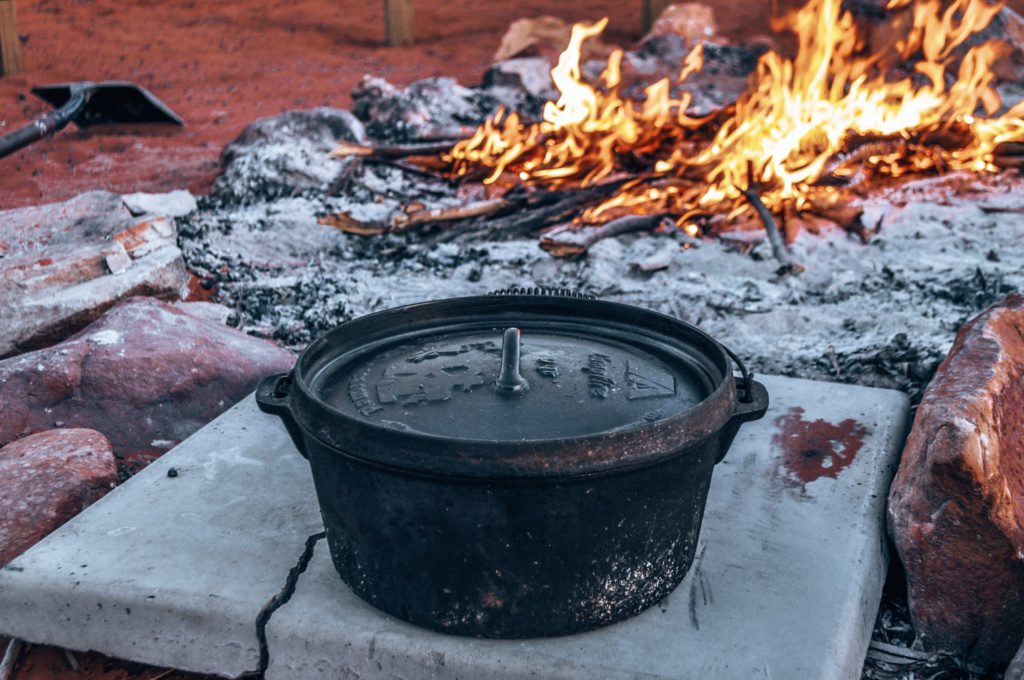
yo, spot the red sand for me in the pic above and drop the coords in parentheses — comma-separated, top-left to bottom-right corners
(3, 0, 1024, 211)
(6, 642, 211, 680)
(0, 0, 657, 210)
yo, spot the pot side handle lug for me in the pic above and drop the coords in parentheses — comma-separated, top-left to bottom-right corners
(255, 373, 309, 459)
(732, 379, 769, 423)
(715, 378, 769, 464)
(718, 341, 769, 420)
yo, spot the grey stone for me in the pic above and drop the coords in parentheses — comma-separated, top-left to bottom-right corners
(484, 57, 557, 99)
(0, 190, 134, 254)
(0, 375, 906, 679)
(122, 190, 198, 219)
(0, 396, 321, 676)
(211, 108, 368, 203)
(0, 191, 188, 357)
(351, 76, 499, 142)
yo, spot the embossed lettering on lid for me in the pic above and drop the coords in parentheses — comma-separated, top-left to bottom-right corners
(310, 315, 715, 442)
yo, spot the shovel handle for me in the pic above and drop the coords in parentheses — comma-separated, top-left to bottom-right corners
(0, 89, 88, 159)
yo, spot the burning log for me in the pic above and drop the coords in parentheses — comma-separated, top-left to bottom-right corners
(994, 141, 1024, 168)
(820, 137, 909, 186)
(318, 0, 1024, 267)
(430, 0, 1024, 265)
(539, 214, 670, 258)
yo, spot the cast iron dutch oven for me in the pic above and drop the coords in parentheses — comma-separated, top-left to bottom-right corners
(256, 287, 768, 638)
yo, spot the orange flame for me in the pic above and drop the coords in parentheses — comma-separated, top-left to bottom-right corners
(445, 0, 1024, 227)
(448, 18, 707, 189)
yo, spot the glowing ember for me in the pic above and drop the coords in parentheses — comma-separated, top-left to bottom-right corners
(444, 0, 1024, 231)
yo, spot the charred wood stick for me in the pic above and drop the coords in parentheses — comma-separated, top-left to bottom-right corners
(801, 188, 869, 239)
(994, 141, 1024, 169)
(979, 204, 1024, 214)
(62, 649, 80, 673)
(415, 126, 479, 141)
(392, 198, 511, 231)
(540, 214, 670, 258)
(994, 156, 1024, 169)
(318, 212, 387, 236)
(739, 173, 802, 273)
(331, 139, 458, 159)
(994, 141, 1024, 157)
(819, 139, 908, 185)
(430, 181, 630, 245)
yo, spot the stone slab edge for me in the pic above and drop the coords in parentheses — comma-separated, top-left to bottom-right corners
(0, 396, 323, 677)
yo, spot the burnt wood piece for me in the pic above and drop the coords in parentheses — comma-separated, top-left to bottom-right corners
(392, 198, 511, 231)
(994, 141, 1024, 169)
(317, 212, 387, 236)
(540, 214, 670, 258)
(331, 139, 456, 159)
(429, 181, 630, 245)
(740, 169, 803, 274)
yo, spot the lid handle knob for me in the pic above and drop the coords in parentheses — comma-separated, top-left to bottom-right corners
(495, 327, 529, 396)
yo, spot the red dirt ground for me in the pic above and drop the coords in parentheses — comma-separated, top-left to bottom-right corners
(4, 641, 214, 680)
(0, 0, 660, 210)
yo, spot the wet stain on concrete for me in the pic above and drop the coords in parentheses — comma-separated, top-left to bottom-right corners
(772, 407, 868, 493)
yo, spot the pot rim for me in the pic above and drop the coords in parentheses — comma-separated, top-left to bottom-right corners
(282, 294, 746, 478)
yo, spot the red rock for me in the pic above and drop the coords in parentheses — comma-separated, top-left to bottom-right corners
(0, 297, 295, 467)
(0, 192, 188, 357)
(0, 429, 118, 566)
(646, 3, 719, 44)
(492, 16, 615, 64)
(888, 293, 1024, 666)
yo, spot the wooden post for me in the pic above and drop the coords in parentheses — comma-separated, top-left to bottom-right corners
(642, 0, 672, 34)
(0, 0, 22, 75)
(384, 0, 413, 46)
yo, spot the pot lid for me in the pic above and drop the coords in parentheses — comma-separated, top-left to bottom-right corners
(303, 289, 726, 443)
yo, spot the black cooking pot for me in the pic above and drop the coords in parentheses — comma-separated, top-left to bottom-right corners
(256, 287, 768, 638)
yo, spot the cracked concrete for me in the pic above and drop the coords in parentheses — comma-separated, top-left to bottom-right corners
(251, 531, 326, 676)
(0, 395, 323, 677)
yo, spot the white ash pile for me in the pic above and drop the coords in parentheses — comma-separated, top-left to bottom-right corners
(179, 17, 1024, 404)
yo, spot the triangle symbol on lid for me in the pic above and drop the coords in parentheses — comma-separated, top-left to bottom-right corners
(626, 361, 676, 400)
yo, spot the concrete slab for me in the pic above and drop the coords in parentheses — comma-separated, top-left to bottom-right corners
(0, 396, 324, 677)
(264, 375, 909, 680)
(0, 375, 908, 680)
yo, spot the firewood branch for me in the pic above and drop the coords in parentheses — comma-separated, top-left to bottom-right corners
(392, 198, 511, 231)
(331, 140, 458, 159)
(540, 213, 670, 258)
(741, 164, 803, 273)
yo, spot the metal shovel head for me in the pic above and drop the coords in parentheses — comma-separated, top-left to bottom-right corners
(31, 81, 185, 128)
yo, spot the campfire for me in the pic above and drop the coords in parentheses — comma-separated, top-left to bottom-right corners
(329, 0, 1024, 269)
